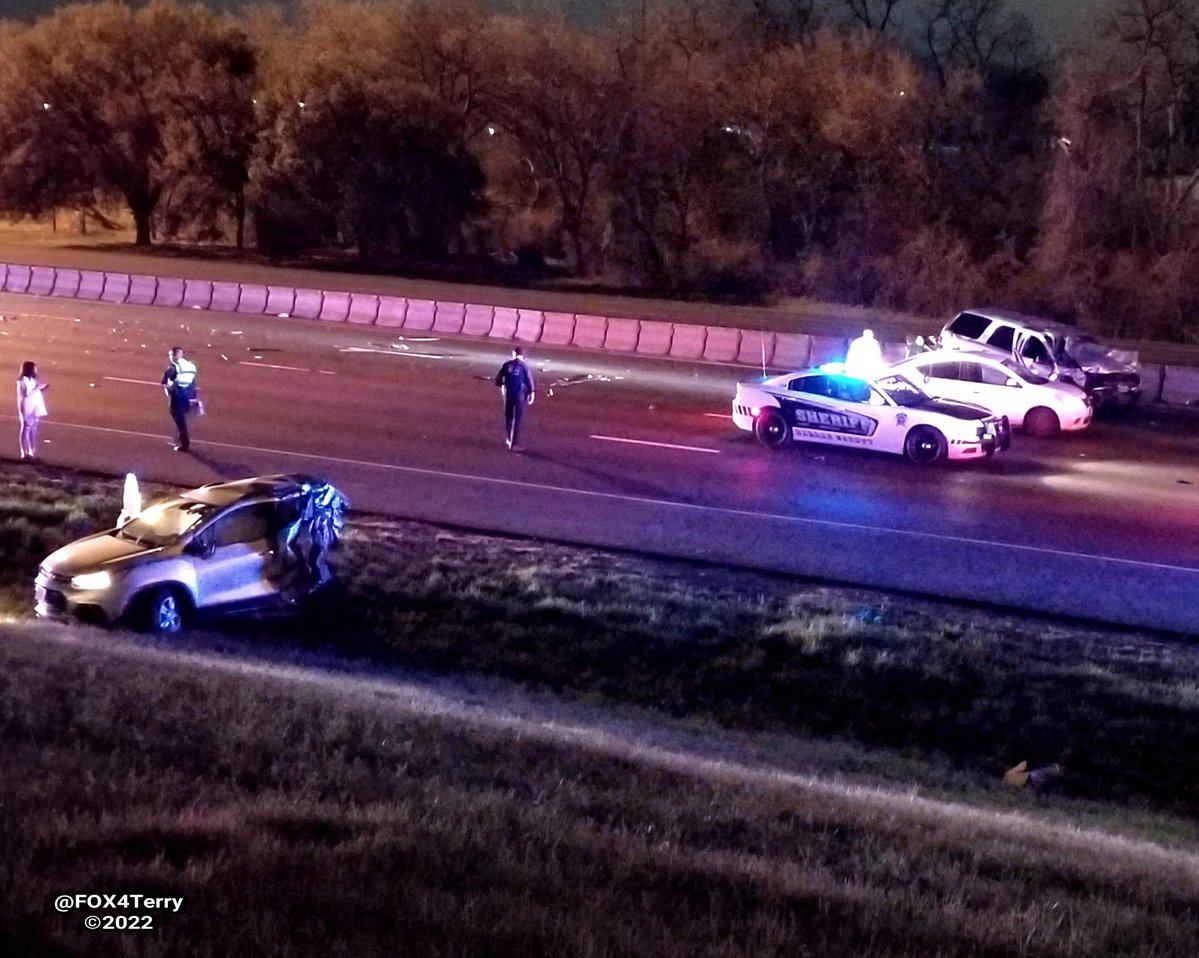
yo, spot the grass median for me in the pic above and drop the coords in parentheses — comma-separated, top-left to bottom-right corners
(3, 462, 1199, 956)
(2, 462, 1198, 817)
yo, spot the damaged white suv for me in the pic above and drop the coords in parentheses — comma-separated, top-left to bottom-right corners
(35, 474, 348, 634)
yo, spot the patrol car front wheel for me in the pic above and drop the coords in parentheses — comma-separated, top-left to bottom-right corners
(753, 409, 791, 449)
(904, 426, 947, 465)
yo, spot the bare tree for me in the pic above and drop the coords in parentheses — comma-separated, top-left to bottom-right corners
(836, 0, 911, 33)
(745, 0, 820, 45)
(921, 0, 1038, 83)
(1117, 0, 1199, 249)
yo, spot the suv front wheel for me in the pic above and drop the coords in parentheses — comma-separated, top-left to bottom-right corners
(137, 586, 187, 635)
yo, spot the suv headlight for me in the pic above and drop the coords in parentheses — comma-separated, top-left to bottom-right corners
(70, 571, 112, 591)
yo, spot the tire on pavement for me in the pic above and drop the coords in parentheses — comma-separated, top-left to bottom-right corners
(753, 408, 791, 449)
(904, 425, 948, 464)
(1024, 406, 1061, 438)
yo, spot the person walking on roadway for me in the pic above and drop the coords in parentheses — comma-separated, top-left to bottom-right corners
(161, 346, 198, 452)
(16, 360, 49, 460)
(494, 347, 536, 450)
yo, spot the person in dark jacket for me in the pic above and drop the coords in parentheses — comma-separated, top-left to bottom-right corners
(161, 346, 198, 452)
(494, 347, 536, 450)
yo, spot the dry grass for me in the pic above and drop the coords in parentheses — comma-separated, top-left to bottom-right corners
(3, 462, 1199, 953)
(2, 624, 1199, 958)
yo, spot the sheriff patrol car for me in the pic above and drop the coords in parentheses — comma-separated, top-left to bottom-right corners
(731, 365, 1011, 463)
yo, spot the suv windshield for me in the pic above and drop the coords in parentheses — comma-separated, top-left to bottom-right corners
(874, 374, 928, 407)
(118, 499, 217, 547)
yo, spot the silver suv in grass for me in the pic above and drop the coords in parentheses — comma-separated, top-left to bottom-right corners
(35, 474, 348, 634)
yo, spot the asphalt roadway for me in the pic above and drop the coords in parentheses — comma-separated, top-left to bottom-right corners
(1, 292, 1197, 634)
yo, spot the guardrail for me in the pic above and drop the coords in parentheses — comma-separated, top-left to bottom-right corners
(3, 260, 1198, 404)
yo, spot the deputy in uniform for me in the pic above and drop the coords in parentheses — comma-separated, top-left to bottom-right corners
(493, 347, 536, 450)
(161, 346, 197, 452)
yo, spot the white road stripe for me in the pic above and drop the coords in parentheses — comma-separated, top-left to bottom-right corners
(5, 414, 1198, 576)
(102, 377, 160, 386)
(703, 413, 733, 420)
(337, 347, 448, 359)
(239, 361, 310, 372)
(591, 435, 721, 455)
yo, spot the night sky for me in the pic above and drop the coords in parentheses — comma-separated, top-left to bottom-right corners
(0, 0, 1110, 46)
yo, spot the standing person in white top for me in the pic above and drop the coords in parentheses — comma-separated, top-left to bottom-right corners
(16, 360, 49, 460)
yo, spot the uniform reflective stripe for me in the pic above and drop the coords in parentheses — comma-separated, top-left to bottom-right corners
(172, 358, 197, 387)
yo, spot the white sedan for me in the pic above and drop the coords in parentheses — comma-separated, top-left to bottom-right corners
(732, 365, 1011, 464)
(890, 351, 1092, 437)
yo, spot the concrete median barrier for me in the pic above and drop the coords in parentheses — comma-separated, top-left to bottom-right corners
(235, 283, 269, 315)
(433, 301, 466, 334)
(401, 299, 436, 332)
(375, 296, 407, 328)
(635, 320, 673, 356)
(809, 334, 848, 367)
(1161, 365, 1199, 404)
(153, 277, 185, 308)
(210, 281, 241, 312)
(99, 272, 129, 304)
(737, 330, 774, 368)
(77, 271, 106, 301)
(126, 275, 158, 306)
(292, 289, 324, 320)
(51, 269, 81, 298)
(571, 314, 607, 349)
(6, 258, 1199, 394)
(317, 291, 351, 323)
(540, 311, 576, 346)
(702, 326, 741, 363)
(3, 265, 31, 294)
(182, 279, 214, 310)
(604, 317, 640, 351)
(489, 306, 518, 340)
(266, 286, 296, 316)
(29, 266, 56, 296)
(462, 304, 495, 337)
(771, 332, 811, 369)
(347, 293, 380, 325)
(515, 309, 544, 343)
(668, 324, 707, 360)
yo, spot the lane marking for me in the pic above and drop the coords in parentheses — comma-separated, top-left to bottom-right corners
(239, 361, 310, 372)
(590, 435, 721, 455)
(337, 346, 448, 359)
(3, 413, 1198, 576)
(103, 377, 160, 386)
(703, 413, 733, 420)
